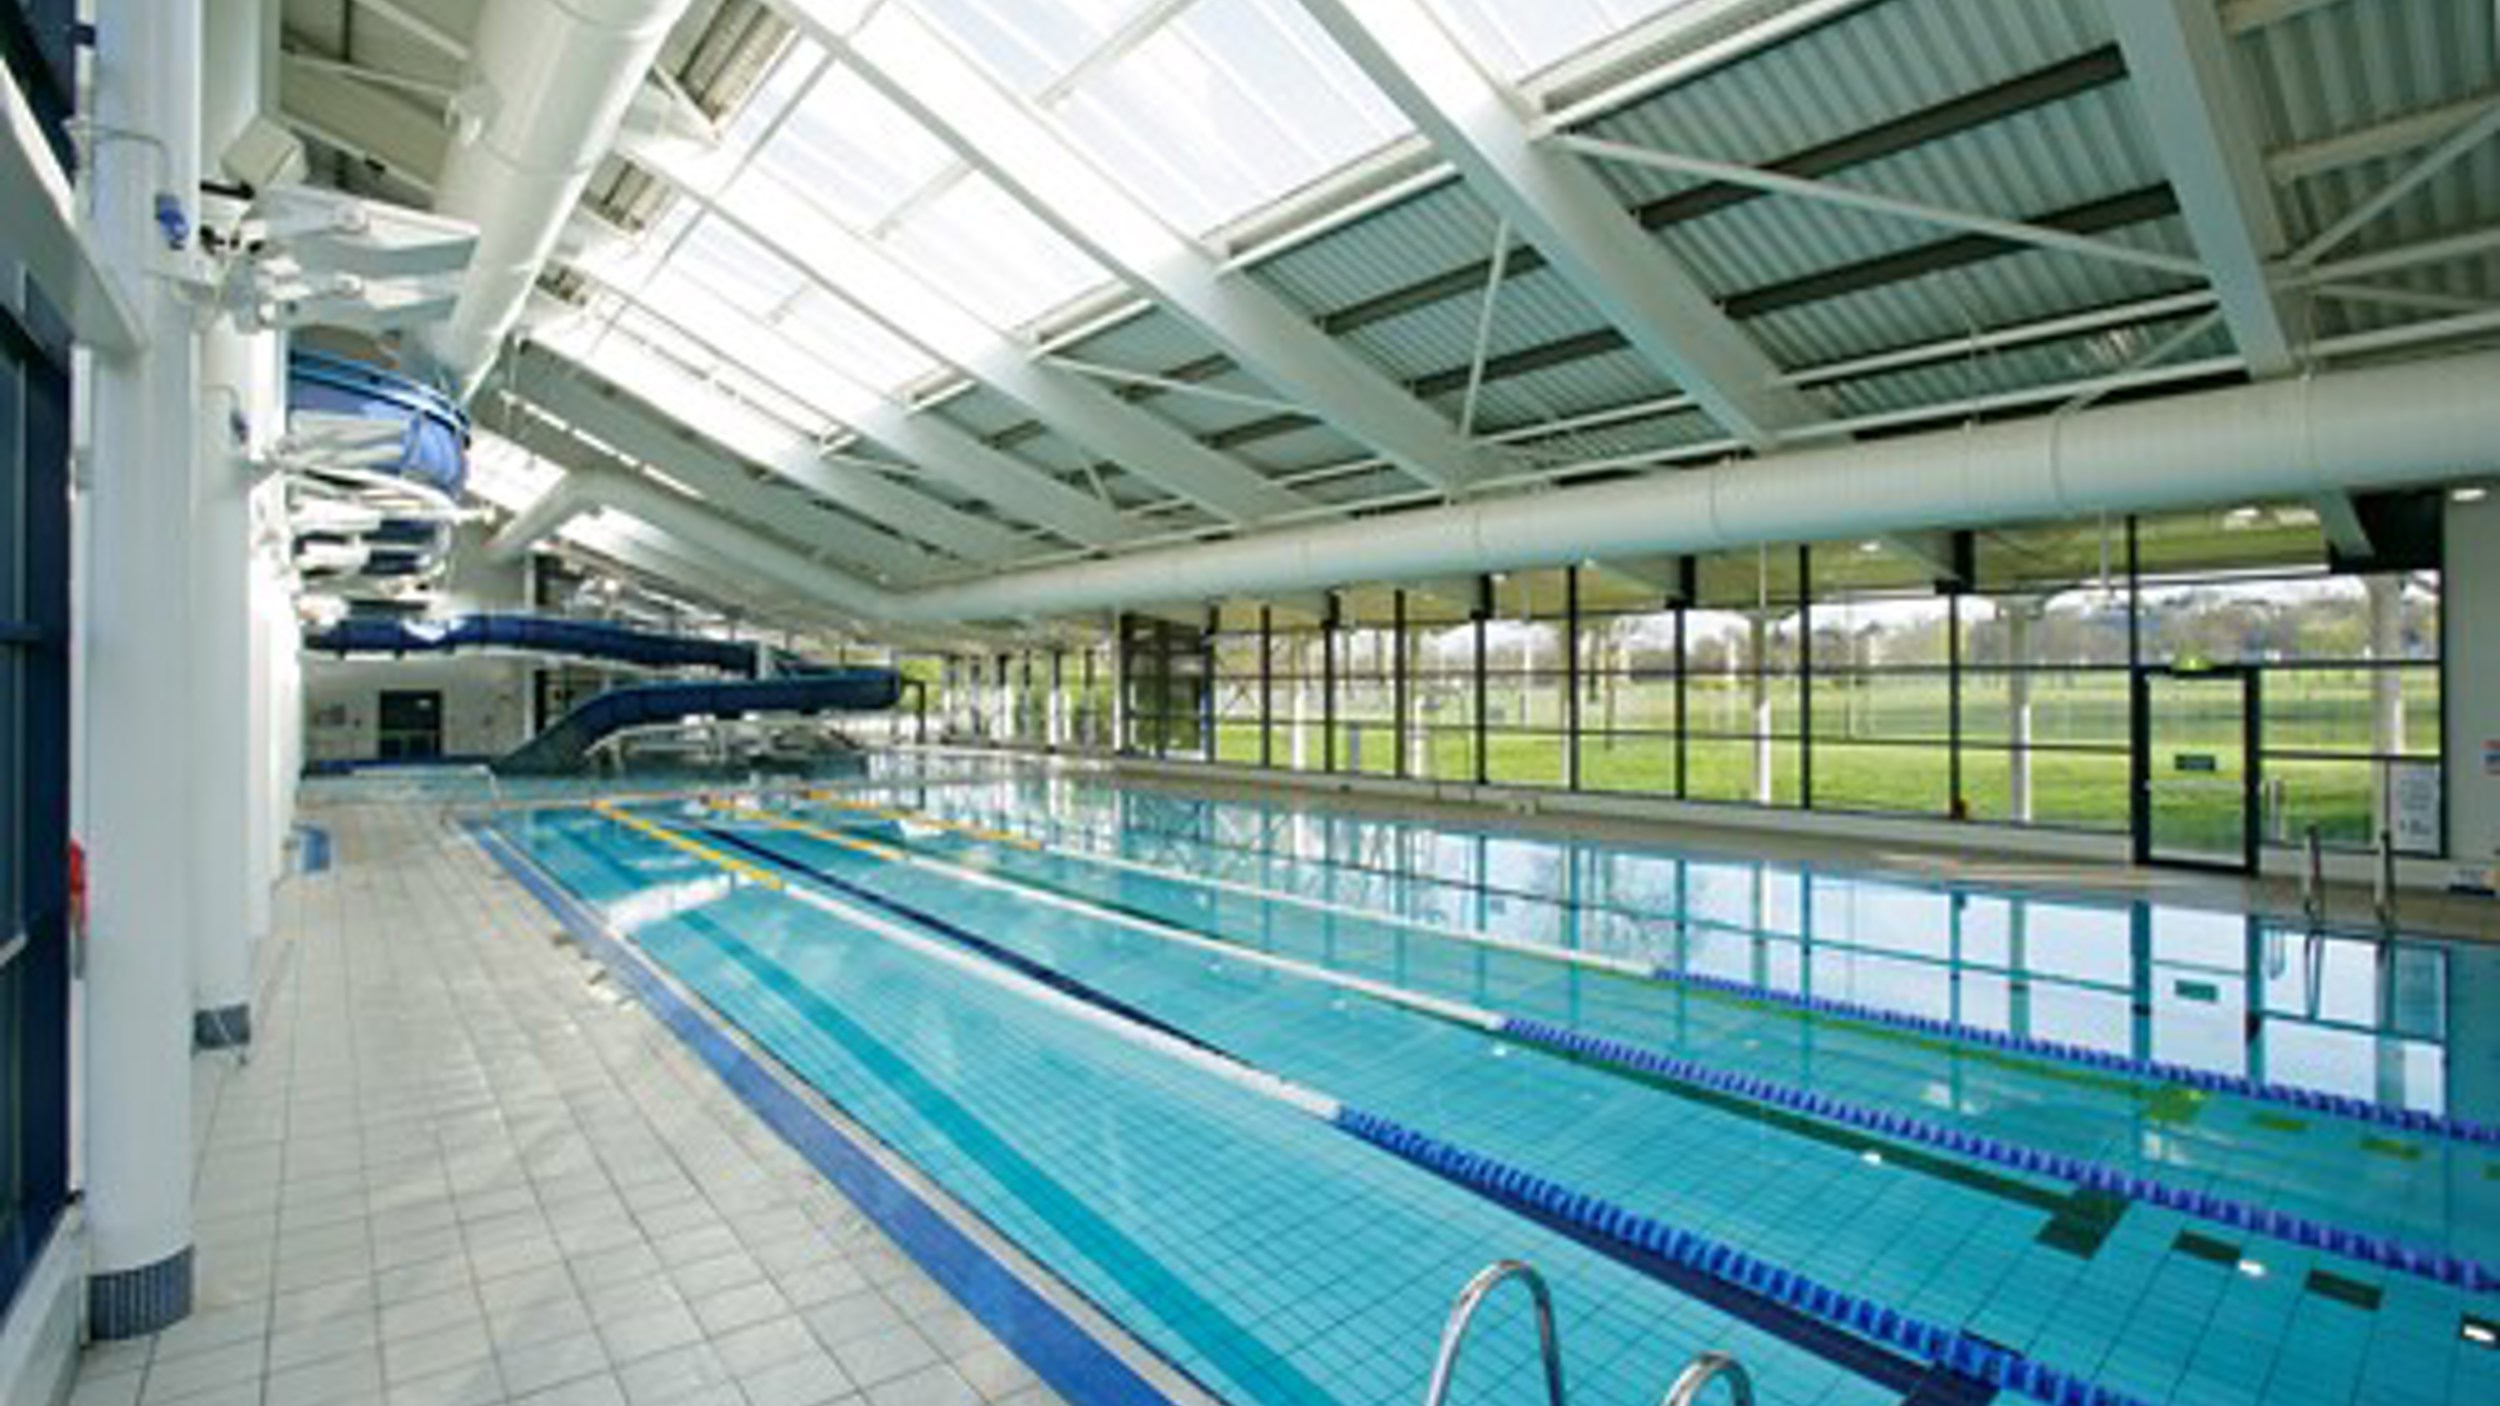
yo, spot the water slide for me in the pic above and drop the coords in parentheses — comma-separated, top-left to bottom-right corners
(492, 670, 903, 776)
(307, 613, 901, 774)
(306, 612, 772, 675)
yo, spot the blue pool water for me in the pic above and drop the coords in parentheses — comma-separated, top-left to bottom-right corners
(484, 755, 2498, 1406)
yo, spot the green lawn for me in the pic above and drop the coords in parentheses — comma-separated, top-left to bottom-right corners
(1188, 667, 2408, 848)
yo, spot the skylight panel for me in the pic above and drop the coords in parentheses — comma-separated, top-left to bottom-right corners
(770, 285, 944, 393)
(1048, 0, 1411, 234)
(878, 171, 1113, 331)
(1420, 0, 1713, 82)
(662, 215, 810, 320)
(743, 62, 959, 229)
(909, 0, 1168, 97)
(711, 34, 827, 164)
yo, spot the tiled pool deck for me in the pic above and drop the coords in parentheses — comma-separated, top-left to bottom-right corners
(68, 801, 1068, 1406)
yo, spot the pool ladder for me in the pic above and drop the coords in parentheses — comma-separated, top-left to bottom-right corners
(1421, 1261, 1753, 1406)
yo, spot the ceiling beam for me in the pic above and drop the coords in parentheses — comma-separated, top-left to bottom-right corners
(2268, 90, 2500, 186)
(620, 129, 1321, 526)
(510, 333, 1036, 565)
(591, 271, 1138, 548)
(2109, 0, 2300, 377)
(780, 0, 1487, 495)
(489, 392, 939, 585)
(565, 518, 856, 636)
(1297, 0, 1824, 453)
(2311, 491, 2376, 561)
(277, 51, 448, 189)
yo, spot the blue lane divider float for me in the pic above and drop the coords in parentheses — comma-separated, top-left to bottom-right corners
(985, 801, 2493, 1151)
(1336, 1106, 2147, 1406)
(1499, 1017, 2497, 1295)
(812, 797, 2495, 1296)
(1645, 965, 2500, 1148)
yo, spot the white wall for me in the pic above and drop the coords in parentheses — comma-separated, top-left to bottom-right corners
(300, 525, 533, 763)
(2446, 490, 2500, 886)
(303, 654, 531, 762)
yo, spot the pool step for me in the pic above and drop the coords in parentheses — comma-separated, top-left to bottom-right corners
(1419, 1259, 1752, 1406)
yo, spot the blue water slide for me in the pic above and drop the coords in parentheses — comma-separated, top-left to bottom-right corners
(307, 613, 768, 676)
(286, 350, 469, 497)
(492, 669, 903, 776)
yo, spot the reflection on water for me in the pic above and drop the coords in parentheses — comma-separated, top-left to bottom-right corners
(834, 757, 2492, 1129)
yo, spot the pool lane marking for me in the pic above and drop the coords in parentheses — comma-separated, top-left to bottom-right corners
(847, 798, 2155, 1099)
(646, 811, 2111, 1406)
(731, 800, 2500, 1297)
(629, 903, 1338, 1404)
(473, 821, 1227, 1406)
(845, 793, 2496, 1151)
(697, 826, 1235, 1063)
(594, 802, 1338, 1120)
(764, 808, 2114, 1245)
(719, 804, 1505, 1033)
(595, 802, 792, 888)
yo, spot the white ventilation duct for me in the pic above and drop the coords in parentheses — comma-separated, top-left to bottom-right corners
(491, 348, 2500, 622)
(419, 0, 693, 399)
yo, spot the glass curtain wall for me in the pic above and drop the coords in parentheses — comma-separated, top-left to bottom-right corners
(1333, 591, 1400, 778)
(1078, 502, 2447, 857)
(1, 255, 73, 1311)
(1212, 606, 1263, 766)
(1120, 614, 1212, 760)
(1484, 573, 1569, 787)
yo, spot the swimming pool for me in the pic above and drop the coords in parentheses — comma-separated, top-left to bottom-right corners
(478, 755, 2497, 1406)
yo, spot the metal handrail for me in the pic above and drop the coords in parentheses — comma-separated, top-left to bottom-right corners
(1421, 1260, 1566, 1406)
(1660, 1350, 1753, 1406)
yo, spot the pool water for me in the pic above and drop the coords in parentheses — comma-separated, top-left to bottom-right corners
(486, 755, 2498, 1406)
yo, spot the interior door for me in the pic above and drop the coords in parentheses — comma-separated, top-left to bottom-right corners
(2133, 667, 2258, 872)
(376, 689, 444, 760)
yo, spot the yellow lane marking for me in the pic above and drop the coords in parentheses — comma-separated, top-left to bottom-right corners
(592, 801, 786, 891)
(712, 801, 905, 863)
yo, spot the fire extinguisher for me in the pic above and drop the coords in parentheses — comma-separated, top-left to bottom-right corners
(68, 838, 88, 974)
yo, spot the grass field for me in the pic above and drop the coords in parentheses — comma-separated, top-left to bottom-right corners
(1166, 665, 2436, 851)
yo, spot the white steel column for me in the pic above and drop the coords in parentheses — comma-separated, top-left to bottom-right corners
(1292, 634, 1315, 770)
(191, 0, 281, 1044)
(82, 0, 201, 1335)
(1047, 654, 1068, 749)
(246, 501, 290, 932)
(190, 328, 263, 1045)
(2005, 598, 2042, 824)
(1748, 613, 1773, 805)
(2366, 574, 2406, 831)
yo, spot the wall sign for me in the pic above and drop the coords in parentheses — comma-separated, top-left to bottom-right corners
(2389, 759, 2442, 853)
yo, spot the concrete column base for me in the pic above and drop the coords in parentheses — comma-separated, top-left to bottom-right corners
(88, 1246, 192, 1340)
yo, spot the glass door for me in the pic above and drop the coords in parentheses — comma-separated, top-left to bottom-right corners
(2134, 668, 2259, 871)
